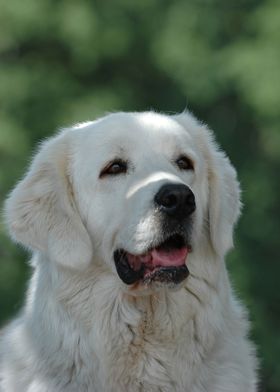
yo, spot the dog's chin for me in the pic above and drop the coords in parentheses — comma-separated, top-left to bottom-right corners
(113, 233, 191, 291)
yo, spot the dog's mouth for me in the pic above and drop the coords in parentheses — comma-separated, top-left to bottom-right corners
(114, 234, 191, 286)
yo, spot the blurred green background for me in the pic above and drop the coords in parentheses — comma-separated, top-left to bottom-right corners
(0, 0, 279, 390)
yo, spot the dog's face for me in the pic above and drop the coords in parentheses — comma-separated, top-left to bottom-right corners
(5, 112, 241, 293)
(73, 113, 199, 289)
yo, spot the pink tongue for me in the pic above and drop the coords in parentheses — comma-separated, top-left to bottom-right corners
(151, 247, 188, 267)
(127, 247, 188, 271)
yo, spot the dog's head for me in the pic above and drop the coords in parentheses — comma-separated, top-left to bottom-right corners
(5, 111, 240, 292)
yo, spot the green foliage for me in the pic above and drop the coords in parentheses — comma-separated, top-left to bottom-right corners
(0, 1, 279, 390)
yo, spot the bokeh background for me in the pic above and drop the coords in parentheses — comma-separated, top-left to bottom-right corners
(0, 0, 279, 390)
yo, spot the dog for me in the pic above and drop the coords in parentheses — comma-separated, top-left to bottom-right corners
(0, 111, 257, 391)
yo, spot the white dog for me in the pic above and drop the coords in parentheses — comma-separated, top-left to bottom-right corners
(0, 111, 257, 391)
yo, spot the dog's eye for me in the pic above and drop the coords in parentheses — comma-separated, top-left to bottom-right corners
(100, 160, 128, 178)
(176, 156, 194, 171)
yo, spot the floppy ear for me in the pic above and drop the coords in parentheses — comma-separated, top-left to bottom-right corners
(207, 149, 241, 256)
(5, 132, 93, 269)
(174, 111, 241, 256)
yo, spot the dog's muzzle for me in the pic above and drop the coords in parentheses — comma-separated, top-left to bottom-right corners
(114, 183, 195, 286)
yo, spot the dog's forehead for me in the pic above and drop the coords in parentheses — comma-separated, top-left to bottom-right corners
(76, 112, 193, 156)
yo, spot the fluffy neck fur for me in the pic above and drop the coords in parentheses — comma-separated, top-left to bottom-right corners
(2, 252, 255, 392)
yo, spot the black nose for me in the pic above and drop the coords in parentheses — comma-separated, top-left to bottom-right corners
(154, 183, 196, 217)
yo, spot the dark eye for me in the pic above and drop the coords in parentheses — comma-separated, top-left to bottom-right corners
(176, 156, 194, 171)
(99, 159, 128, 178)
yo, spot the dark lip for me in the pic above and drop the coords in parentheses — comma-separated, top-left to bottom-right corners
(114, 233, 191, 286)
(142, 265, 189, 285)
(114, 249, 145, 285)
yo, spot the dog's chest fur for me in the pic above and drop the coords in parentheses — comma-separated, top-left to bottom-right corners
(38, 268, 210, 392)
(47, 267, 255, 392)
(1, 265, 256, 392)
(83, 287, 214, 392)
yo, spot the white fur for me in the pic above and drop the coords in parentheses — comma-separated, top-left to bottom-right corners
(0, 111, 257, 391)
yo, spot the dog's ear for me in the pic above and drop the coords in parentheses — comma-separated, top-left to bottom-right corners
(174, 111, 241, 256)
(5, 131, 93, 269)
(207, 148, 241, 256)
